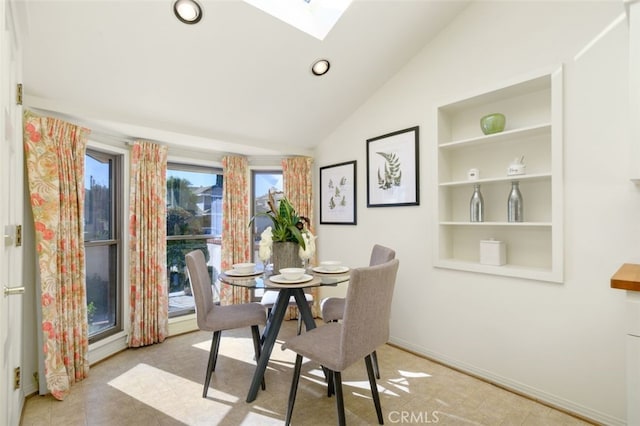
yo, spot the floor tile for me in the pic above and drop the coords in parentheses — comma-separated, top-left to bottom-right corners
(21, 320, 593, 426)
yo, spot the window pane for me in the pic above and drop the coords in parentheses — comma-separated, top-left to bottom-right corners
(252, 172, 283, 263)
(167, 164, 223, 317)
(85, 149, 121, 342)
(167, 238, 214, 293)
(85, 153, 112, 241)
(167, 239, 220, 316)
(251, 171, 282, 299)
(86, 244, 118, 336)
(167, 170, 222, 236)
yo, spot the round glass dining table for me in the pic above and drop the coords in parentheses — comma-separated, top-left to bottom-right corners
(218, 269, 350, 403)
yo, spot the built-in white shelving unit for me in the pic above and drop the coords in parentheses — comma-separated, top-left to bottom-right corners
(435, 67, 563, 282)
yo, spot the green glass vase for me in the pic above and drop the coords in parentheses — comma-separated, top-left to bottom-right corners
(480, 113, 506, 135)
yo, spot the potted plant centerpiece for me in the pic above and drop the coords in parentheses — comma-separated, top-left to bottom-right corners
(251, 191, 316, 274)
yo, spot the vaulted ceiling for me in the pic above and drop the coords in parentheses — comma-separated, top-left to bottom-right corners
(17, 0, 469, 156)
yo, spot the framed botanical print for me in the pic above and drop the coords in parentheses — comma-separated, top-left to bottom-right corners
(319, 160, 357, 225)
(366, 126, 419, 207)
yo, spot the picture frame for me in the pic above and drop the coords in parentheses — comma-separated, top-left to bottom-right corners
(319, 160, 357, 225)
(366, 126, 420, 207)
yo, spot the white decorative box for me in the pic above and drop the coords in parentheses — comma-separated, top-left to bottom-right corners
(480, 240, 506, 266)
(507, 163, 526, 176)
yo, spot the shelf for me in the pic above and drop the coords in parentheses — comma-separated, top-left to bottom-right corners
(439, 173, 551, 187)
(611, 263, 640, 292)
(439, 221, 551, 227)
(434, 259, 561, 283)
(438, 123, 551, 150)
(438, 73, 552, 113)
(434, 67, 563, 283)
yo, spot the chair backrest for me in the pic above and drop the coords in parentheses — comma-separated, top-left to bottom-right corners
(369, 244, 396, 266)
(339, 259, 400, 370)
(185, 250, 214, 330)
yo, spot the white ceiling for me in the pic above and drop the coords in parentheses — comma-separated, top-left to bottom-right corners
(17, 0, 469, 156)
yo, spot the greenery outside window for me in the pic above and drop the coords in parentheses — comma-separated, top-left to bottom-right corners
(251, 171, 283, 264)
(251, 171, 282, 302)
(167, 163, 223, 317)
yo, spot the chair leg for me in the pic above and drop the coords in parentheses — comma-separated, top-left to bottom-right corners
(297, 315, 303, 335)
(319, 319, 339, 385)
(203, 330, 221, 398)
(365, 354, 383, 424)
(334, 371, 346, 426)
(285, 354, 303, 426)
(212, 331, 222, 372)
(371, 350, 380, 379)
(251, 325, 266, 391)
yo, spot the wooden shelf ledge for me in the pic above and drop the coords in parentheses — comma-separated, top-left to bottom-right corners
(611, 263, 640, 291)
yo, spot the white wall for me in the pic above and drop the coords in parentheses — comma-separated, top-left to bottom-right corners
(315, 2, 633, 424)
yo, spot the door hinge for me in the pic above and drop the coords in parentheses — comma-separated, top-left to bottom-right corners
(15, 225, 22, 247)
(4, 225, 21, 247)
(14, 367, 20, 389)
(16, 84, 22, 105)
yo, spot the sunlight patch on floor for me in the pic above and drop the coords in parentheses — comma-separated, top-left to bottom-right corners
(387, 370, 431, 393)
(192, 335, 252, 351)
(192, 339, 211, 351)
(398, 369, 431, 379)
(108, 363, 238, 423)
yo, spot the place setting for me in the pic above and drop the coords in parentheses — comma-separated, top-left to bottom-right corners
(266, 267, 319, 288)
(222, 262, 263, 277)
(311, 260, 350, 275)
(309, 260, 351, 286)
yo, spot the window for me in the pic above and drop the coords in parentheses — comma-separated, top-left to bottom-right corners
(167, 163, 223, 317)
(251, 170, 283, 265)
(85, 149, 122, 342)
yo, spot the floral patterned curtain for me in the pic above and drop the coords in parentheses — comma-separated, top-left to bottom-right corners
(220, 156, 252, 305)
(128, 141, 168, 347)
(23, 110, 90, 400)
(282, 157, 319, 317)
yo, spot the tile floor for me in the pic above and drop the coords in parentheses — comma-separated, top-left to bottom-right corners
(21, 320, 594, 426)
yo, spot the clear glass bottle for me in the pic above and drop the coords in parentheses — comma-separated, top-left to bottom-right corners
(469, 184, 484, 222)
(507, 181, 523, 222)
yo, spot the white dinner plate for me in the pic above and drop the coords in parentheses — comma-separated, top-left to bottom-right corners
(224, 269, 262, 277)
(312, 266, 350, 274)
(269, 274, 314, 284)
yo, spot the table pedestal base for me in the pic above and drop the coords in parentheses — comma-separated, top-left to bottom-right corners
(247, 288, 316, 402)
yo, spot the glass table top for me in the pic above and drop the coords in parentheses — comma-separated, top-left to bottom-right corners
(219, 268, 350, 289)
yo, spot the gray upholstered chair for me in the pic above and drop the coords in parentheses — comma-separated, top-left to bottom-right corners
(185, 250, 267, 398)
(320, 244, 396, 378)
(282, 259, 400, 426)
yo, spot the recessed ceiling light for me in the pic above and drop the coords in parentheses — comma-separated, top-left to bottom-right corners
(311, 59, 330, 76)
(174, 0, 203, 24)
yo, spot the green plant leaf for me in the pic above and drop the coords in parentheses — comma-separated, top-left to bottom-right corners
(376, 151, 402, 190)
(248, 190, 308, 249)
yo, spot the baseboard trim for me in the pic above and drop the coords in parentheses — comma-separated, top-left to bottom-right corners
(387, 337, 623, 426)
(88, 332, 128, 365)
(168, 313, 198, 336)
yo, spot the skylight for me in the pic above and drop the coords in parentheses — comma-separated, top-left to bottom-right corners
(243, 0, 352, 40)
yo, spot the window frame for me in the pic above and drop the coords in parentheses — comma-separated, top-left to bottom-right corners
(85, 147, 123, 344)
(250, 169, 283, 301)
(250, 169, 283, 263)
(166, 161, 223, 318)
